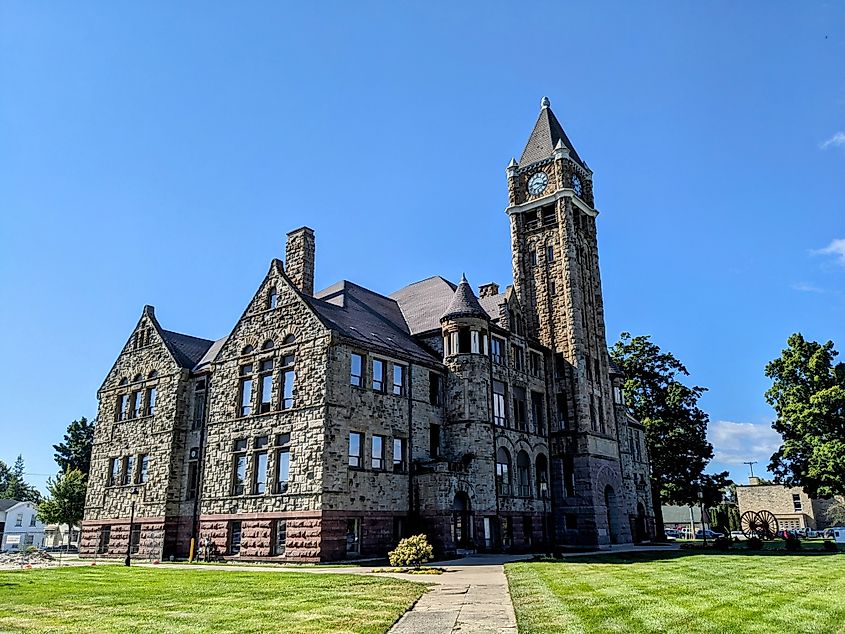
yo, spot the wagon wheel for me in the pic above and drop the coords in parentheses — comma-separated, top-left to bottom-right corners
(757, 510, 779, 540)
(740, 511, 760, 539)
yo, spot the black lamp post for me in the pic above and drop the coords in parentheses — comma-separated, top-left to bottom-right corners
(124, 487, 139, 567)
(698, 490, 707, 547)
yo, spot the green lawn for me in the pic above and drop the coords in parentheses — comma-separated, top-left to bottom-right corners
(0, 566, 426, 634)
(506, 551, 845, 633)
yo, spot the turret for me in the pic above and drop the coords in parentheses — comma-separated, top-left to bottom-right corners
(440, 274, 490, 360)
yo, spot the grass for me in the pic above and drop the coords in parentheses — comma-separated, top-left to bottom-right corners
(506, 550, 845, 633)
(0, 566, 426, 634)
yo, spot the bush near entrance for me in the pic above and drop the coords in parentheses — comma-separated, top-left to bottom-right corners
(388, 534, 434, 569)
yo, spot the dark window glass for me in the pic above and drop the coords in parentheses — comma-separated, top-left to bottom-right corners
(254, 451, 268, 494)
(430, 424, 440, 458)
(392, 364, 406, 396)
(187, 461, 199, 500)
(273, 519, 287, 555)
(557, 393, 569, 430)
(372, 359, 385, 392)
(130, 523, 141, 554)
(123, 456, 134, 486)
(146, 387, 157, 416)
(350, 353, 363, 387)
(348, 432, 362, 468)
(546, 245, 555, 262)
(346, 518, 360, 555)
(493, 381, 507, 426)
(429, 372, 442, 406)
(281, 369, 295, 409)
(229, 521, 242, 555)
(109, 457, 121, 486)
(138, 454, 149, 484)
(496, 447, 511, 496)
(513, 387, 527, 431)
(239, 365, 253, 417)
(393, 437, 407, 473)
(372, 435, 385, 470)
(531, 391, 545, 435)
(458, 328, 471, 353)
(233, 454, 246, 495)
(491, 338, 505, 365)
(116, 394, 129, 421)
(259, 359, 274, 414)
(517, 451, 531, 497)
(98, 526, 111, 554)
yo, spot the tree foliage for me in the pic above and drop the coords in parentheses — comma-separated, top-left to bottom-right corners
(37, 469, 87, 537)
(765, 334, 845, 498)
(610, 333, 730, 530)
(53, 417, 96, 475)
(826, 499, 845, 527)
(0, 455, 41, 503)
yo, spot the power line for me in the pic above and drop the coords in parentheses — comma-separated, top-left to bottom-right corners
(742, 461, 757, 478)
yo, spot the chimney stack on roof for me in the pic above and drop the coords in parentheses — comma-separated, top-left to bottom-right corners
(478, 282, 499, 299)
(285, 227, 315, 296)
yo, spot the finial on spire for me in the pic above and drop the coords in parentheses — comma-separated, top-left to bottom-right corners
(460, 272, 468, 284)
(541, 96, 550, 109)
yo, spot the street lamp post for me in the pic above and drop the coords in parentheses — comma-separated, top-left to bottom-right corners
(697, 490, 707, 547)
(124, 487, 139, 567)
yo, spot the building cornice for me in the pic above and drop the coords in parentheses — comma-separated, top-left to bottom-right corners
(505, 189, 598, 218)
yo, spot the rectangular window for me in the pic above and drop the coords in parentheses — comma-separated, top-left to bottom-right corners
(346, 518, 361, 555)
(529, 249, 537, 266)
(793, 494, 803, 512)
(635, 431, 642, 462)
(187, 460, 199, 500)
(350, 353, 363, 387)
(256, 435, 269, 449)
(229, 521, 242, 555)
(15, 513, 22, 527)
(550, 280, 556, 296)
(491, 337, 505, 365)
(98, 526, 111, 554)
(501, 517, 513, 547)
(429, 372, 442, 406)
(348, 432, 363, 468)
(513, 386, 527, 431)
(109, 457, 121, 486)
(613, 386, 624, 405)
(546, 245, 555, 262)
(372, 359, 385, 392)
(471, 330, 480, 354)
(557, 393, 569, 430)
(564, 459, 575, 497)
(123, 455, 134, 485)
(589, 395, 597, 431)
(393, 517, 405, 544)
(392, 364, 406, 396)
(430, 423, 440, 458)
(131, 391, 142, 418)
(458, 328, 471, 353)
(137, 454, 149, 483)
(232, 452, 246, 496)
(24, 534, 34, 546)
(281, 368, 295, 409)
(554, 352, 565, 378)
(372, 435, 385, 470)
(116, 394, 129, 421)
(273, 519, 287, 556)
(30, 514, 36, 527)
(129, 523, 141, 554)
(530, 351, 542, 377)
(511, 345, 524, 371)
(566, 514, 578, 530)
(259, 359, 274, 413)
(276, 448, 290, 493)
(254, 451, 268, 494)
(493, 381, 507, 426)
(393, 437, 407, 473)
(193, 379, 207, 430)
(531, 391, 546, 435)
(238, 364, 253, 417)
(268, 287, 278, 309)
(146, 387, 157, 416)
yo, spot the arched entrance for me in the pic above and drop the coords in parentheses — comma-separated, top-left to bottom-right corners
(635, 502, 647, 543)
(604, 485, 621, 544)
(451, 492, 472, 548)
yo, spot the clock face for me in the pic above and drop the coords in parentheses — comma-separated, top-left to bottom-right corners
(527, 171, 549, 196)
(572, 174, 584, 197)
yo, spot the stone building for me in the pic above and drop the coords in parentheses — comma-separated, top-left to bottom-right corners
(80, 98, 654, 562)
(736, 478, 844, 532)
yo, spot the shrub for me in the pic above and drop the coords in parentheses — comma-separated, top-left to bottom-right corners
(712, 536, 732, 550)
(388, 534, 434, 568)
(822, 540, 838, 553)
(746, 536, 763, 550)
(784, 536, 802, 551)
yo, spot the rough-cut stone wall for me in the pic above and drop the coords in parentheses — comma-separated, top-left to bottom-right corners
(736, 485, 840, 530)
(285, 227, 315, 296)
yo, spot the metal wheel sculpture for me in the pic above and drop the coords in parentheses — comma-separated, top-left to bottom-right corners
(740, 510, 779, 540)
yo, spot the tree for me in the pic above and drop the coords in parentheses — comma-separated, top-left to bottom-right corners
(1, 455, 41, 503)
(610, 332, 730, 538)
(37, 469, 87, 550)
(765, 334, 845, 498)
(53, 417, 96, 475)
(826, 499, 845, 526)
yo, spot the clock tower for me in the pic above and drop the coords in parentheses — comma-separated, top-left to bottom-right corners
(506, 97, 635, 545)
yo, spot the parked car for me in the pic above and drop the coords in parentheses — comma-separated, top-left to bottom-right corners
(663, 529, 682, 540)
(695, 529, 724, 539)
(730, 531, 747, 541)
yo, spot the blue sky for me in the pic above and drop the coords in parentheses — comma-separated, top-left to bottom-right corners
(1, 2, 843, 493)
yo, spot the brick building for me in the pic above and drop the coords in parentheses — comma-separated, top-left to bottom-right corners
(736, 478, 843, 532)
(80, 98, 654, 562)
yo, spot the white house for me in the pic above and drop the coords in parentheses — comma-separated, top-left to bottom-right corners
(1, 501, 45, 551)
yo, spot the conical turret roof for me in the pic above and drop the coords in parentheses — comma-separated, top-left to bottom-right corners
(440, 274, 488, 322)
(519, 97, 586, 169)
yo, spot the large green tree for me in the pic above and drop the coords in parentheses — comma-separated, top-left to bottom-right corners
(53, 417, 96, 475)
(37, 469, 87, 549)
(766, 333, 845, 498)
(610, 332, 730, 538)
(1, 455, 41, 503)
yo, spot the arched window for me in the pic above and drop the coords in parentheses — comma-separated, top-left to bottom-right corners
(517, 451, 531, 497)
(261, 339, 275, 351)
(495, 447, 511, 496)
(148, 370, 158, 379)
(267, 287, 278, 310)
(535, 454, 548, 498)
(119, 377, 128, 386)
(282, 334, 296, 345)
(132, 373, 143, 383)
(241, 345, 254, 356)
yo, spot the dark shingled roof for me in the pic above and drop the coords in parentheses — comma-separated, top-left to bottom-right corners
(161, 330, 216, 369)
(0, 499, 19, 512)
(441, 274, 488, 322)
(390, 276, 458, 335)
(519, 100, 586, 169)
(310, 281, 440, 364)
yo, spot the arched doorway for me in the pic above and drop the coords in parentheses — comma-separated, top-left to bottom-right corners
(604, 485, 620, 544)
(452, 492, 472, 548)
(635, 502, 647, 543)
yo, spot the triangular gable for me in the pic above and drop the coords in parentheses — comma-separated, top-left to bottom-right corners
(213, 259, 329, 364)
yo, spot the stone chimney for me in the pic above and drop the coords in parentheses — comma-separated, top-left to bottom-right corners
(478, 282, 499, 299)
(285, 227, 315, 296)
(748, 476, 761, 486)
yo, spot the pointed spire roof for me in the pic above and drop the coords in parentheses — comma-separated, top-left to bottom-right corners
(519, 97, 586, 169)
(440, 274, 488, 322)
